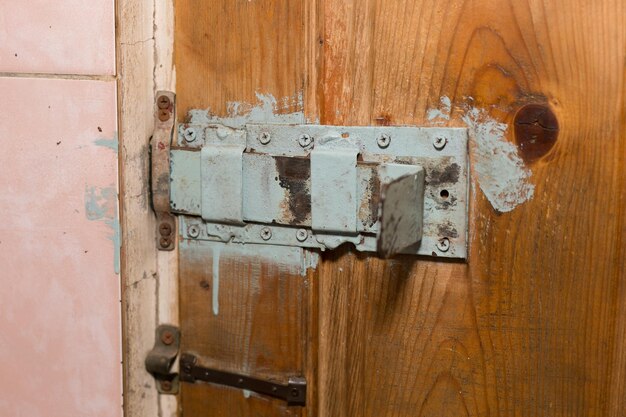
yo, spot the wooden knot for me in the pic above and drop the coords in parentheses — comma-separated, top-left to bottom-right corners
(514, 103, 559, 162)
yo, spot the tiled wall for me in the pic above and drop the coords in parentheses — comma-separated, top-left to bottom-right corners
(0, 2, 121, 416)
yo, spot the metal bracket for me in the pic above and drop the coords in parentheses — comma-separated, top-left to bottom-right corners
(180, 353, 306, 406)
(151, 91, 176, 251)
(170, 121, 469, 258)
(144, 325, 180, 394)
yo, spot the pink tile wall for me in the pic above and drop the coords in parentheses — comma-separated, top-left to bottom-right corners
(0, 1, 121, 415)
(0, 77, 121, 417)
(0, 0, 115, 75)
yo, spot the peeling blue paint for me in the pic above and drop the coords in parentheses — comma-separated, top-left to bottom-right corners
(84, 185, 121, 274)
(94, 132, 118, 153)
(106, 217, 121, 275)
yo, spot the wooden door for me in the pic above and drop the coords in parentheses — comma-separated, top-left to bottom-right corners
(172, 1, 625, 416)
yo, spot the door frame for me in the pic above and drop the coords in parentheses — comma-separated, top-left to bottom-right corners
(116, 0, 178, 415)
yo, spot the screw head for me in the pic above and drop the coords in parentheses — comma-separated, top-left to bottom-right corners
(159, 222, 172, 236)
(158, 109, 170, 122)
(260, 227, 272, 241)
(157, 95, 171, 109)
(161, 330, 175, 345)
(160, 380, 173, 391)
(436, 237, 450, 252)
(298, 134, 313, 148)
(433, 136, 447, 150)
(159, 236, 171, 248)
(296, 229, 308, 242)
(377, 133, 391, 148)
(183, 127, 197, 142)
(258, 131, 271, 145)
(188, 224, 200, 238)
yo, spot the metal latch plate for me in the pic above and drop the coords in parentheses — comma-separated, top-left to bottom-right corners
(171, 123, 468, 258)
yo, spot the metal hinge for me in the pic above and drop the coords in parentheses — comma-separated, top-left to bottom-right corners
(180, 353, 306, 406)
(151, 92, 177, 251)
(151, 92, 469, 258)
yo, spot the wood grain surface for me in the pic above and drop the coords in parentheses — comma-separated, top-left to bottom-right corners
(174, 0, 626, 416)
(178, 240, 308, 417)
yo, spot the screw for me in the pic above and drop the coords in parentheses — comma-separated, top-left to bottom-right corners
(188, 224, 200, 238)
(291, 388, 300, 397)
(159, 223, 172, 236)
(436, 237, 450, 252)
(296, 229, 308, 242)
(258, 131, 271, 145)
(433, 136, 447, 150)
(157, 95, 170, 109)
(158, 108, 170, 122)
(377, 133, 391, 148)
(159, 237, 171, 248)
(183, 127, 197, 142)
(260, 227, 272, 241)
(298, 134, 313, 148)
(160, 380, 172, 392)
(161, 330, 174, 345)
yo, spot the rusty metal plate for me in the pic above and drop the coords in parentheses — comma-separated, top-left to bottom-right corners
(171, 124, 468, 258)
(151, 91, 176, 251)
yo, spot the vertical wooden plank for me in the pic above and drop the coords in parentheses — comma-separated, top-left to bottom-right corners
(174, 1, 308, 416)
(117, 0, 159, 414)
(117, 0, 178, 416)
(179, 241, 307, 416)
(175, 0, 305, 117)
(315, 1, 626, 417)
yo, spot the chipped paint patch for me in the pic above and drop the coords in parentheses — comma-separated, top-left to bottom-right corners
(426, 96, 451, 125)
(84, 185, 121, 273)
(462, 108, 534, 212)
(94, 132, 118, 152)
(188, 92, 305, 129)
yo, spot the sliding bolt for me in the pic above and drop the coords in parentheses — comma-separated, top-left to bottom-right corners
(188, 224, 200, 239)
(436, 237, 450, 252)
(260, 227, 272, 241)
(183, 127, 197, 143)
(258, 132, 271, 145)
(296, 229, 308, 242)
(377, 133, 391, 148)
(433, 136, 447, 150)
(298, 134, 313, 148)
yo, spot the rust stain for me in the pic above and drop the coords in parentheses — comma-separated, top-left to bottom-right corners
(426, 163, 460, 186)
(367, 169, 380, 227)
(357, 164, 380, 228)
(437, 222, 459, 239)
(374, 113, 392, 126)
(274, 156, 311, 225)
